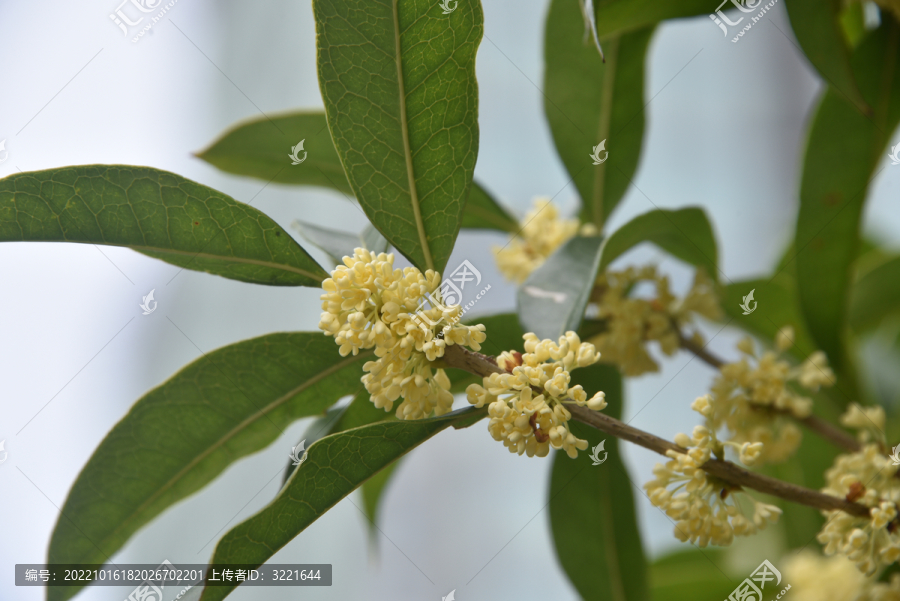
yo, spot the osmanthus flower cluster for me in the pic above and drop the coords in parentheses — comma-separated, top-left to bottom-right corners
(588, 266, 722, 376)
(493, 198, 597, 283)
(318, 248, 486, 420)
(784, 550, 900, 601)
(644, 396, 781, 547)
(702, 326, 836, 464)
(466, 332, 607, 458)
(818, 405, 900, 576)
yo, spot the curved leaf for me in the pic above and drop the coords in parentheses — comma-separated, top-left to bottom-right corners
(549, 364, 649, 601)
(313, 0, 483, 272)
(292, 221, 389, 266)
(195, 112, 352, 193)
(795, 21, 900, 374)
(599, 207, 719, 279)
(461, 182, 518, 232)
(518, 235, 605, 340)
(545, 0, 654, 227)
(0, 166, 328, 286)
(784, 0, 869, 114)
(592, 0, 710, 38)
(849, 254, 900, 333)
(201, 408, 480, 601)
(47, 333, 368, 601)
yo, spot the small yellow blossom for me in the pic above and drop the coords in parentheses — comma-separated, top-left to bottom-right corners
(840, 403, 886, 443)
(319, 248, 486, 419)
(493, 199, 596, 283)
(588, 266, 722, 376)
(466, 332, 605, 458)
(782, 551, 872, 601)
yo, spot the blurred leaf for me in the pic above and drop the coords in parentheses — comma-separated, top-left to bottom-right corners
(291, 221, 389, 266)
(840, 1, 867, 49)
(599, 207, 719, 279)
(549, 364, 649, 601)
(721, 275, 818, 361)
(849, 255, 900, 333)
(199, 110, 510, 234)
(518, 235, 605, 339)
(0, 166, 328, 286)
(784, 0, 869, 114)
(461, 182, 518, 232)
(448, 313, 527, 392)
(795, 21, 900, 376)
(545, 0, 654, 227)
(650, 548, 735, 601)
(202, 408, 480, 601)
(592, 0, 710, 38)
(361, 462, 398, 535)
(47, 334, 367, 601)
(313, 0, 483, 273)
(195, 112, 352, 193)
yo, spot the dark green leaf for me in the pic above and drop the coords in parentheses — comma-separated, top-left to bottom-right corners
(47, 334, 367, 601)
(291, 221, 389, 266)
(201, 408, 480, 601)
(599, 207, 719, 279)
(461, 182, 518, 232)
(0, 166, 328, 286)
(592, 0, 709, 38)
(849, 255, 900, 333)
(649, 549, 734, 601)
(518, 235, 605, 340)
(784, 0, 869, 114)
(313, 0, 483, 273)
(549, 364, 649, 601)
(795, 21, 900, 375)
(545, 0, 654, 227)
(195, 112, 352, 193)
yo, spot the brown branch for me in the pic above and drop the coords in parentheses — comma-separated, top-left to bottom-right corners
(676, 330, 861, 453)
(442, 344, 870, 519)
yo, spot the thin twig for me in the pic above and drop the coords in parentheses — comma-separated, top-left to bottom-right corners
(441, 344, 870, 519)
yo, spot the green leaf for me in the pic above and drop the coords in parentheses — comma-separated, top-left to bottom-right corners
(784, 0, 869, 114)
(549, 364, 649, 601)
(195, 112, 352, 193)
(292, 221, 389, 266)
(313, 0, 483, 273)
(544, 0, 654, 228)
(461, 182, 518, 232)
(649, 549, 734, 601)
(849, 254, 900, 333)
(201, 408, 480, 601)
(0, 166, 328, 286)
(517, 235, 605, 340)
(794, 21, 900, 375)
(592, 0, 709, 38)
(47, 333, 367, 601)
(599, 207, 719, 279)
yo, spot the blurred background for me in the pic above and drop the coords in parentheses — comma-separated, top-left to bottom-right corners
(1, 0, 899, 599)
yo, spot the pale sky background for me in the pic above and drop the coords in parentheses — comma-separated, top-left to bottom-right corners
(1, 1, 899, 600)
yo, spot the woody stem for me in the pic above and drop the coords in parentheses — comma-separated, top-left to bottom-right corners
(441, 344, 870, 518)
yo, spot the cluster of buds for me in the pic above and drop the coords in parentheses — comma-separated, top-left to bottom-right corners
(783, 550, 900, 601)
(493, 199, 596, 283)
(644, 396, 781, 547)
(466, 332, 606, 458)
(702, 327, 835, 464)
(319, 249, 486, 419)
(588, 266, 722, 376)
